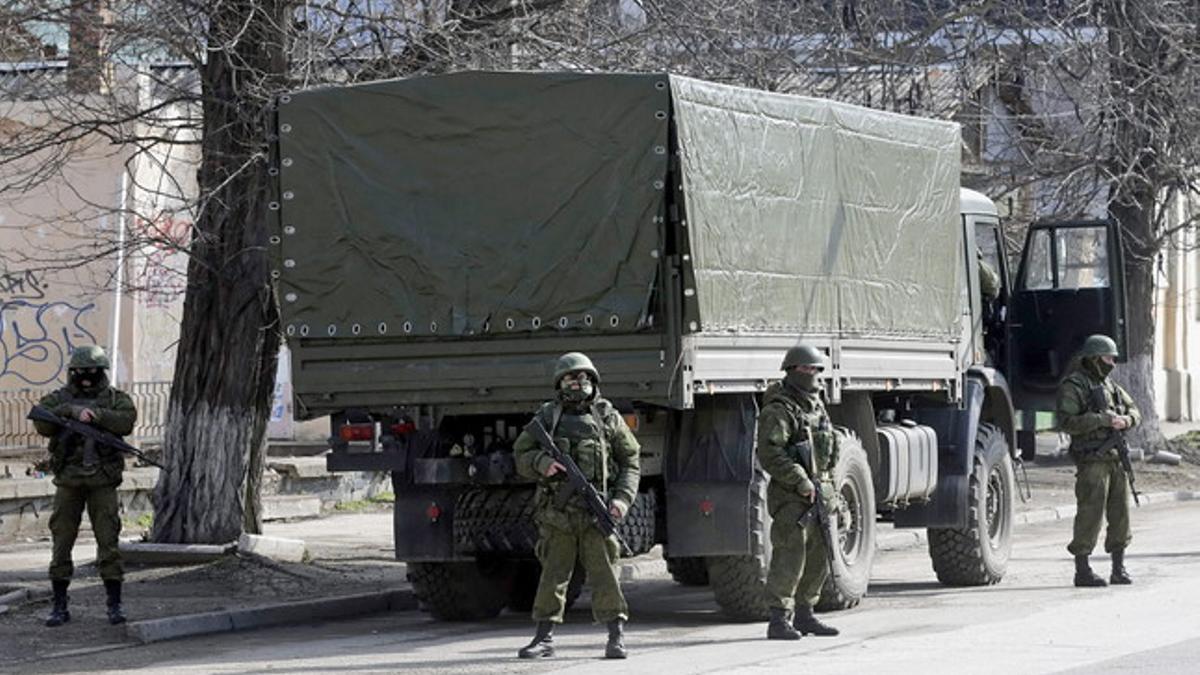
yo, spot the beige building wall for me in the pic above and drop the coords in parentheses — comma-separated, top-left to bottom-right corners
(1155, 190, 1200, 421)
(0, 102, 134, 391)
(3, 74, 324, 443)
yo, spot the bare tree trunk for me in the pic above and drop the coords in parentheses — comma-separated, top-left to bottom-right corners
(1112, 230, 1163, 449)
(151, 1, 285, 544)
(1105, 0, 1165, 450)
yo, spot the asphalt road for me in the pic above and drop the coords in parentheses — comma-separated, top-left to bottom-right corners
(11, 499, 1200, 675)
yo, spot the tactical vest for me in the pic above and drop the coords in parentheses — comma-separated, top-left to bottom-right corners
(773, 388, 836, 474)
(534, 399, 616, 509)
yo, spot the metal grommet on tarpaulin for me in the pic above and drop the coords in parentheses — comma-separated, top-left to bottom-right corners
(283, 259, 295, 268)
(269, 201, 280, 211)
(378, 322, 388, 335)
(270, 270, 280, 279)
(283, 191, 294, 200)
(655, 81, 666, 90)
(282, 157, 294, 167)
(609, 315, 620, 328)
(558, 317, 569, 329)
(285, 292, 298, 303)
(280, 123, 292, 133)
(351, 323, 362, 336)
(286, 324, 296, 336)
(505, 318, 515, 330)
(584, 314, 594, 327)
(299, 325, 310, 337)
(531, 316, 542, 329)
(280, 94, 292, 104)
(327, 324, 337, 336)
(655, 110, 666, 120)
(269, 235, 281, 245)
(284, 225, 296, 235)
(430, 321, 438, 333)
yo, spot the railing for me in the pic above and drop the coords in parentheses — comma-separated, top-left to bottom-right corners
(0, 381, 172, 451)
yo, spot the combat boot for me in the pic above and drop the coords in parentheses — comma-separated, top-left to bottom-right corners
(1074, 555, 1107, 587)
(1110, 549, 1132, 585)
(605, 619, 627, 659)
(104, 579, 126, 625)
(517, 621, 554, 659)
(793, 604, 839, 636)
(766, 607, 801, 640)
(44, 579, 70, 627)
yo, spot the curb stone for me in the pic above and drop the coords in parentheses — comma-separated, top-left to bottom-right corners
(868, 490, 1200, 557)
(125, 588, 415, 644)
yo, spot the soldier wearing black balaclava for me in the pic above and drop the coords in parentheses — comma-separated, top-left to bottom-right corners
(31, 346, 138, 627)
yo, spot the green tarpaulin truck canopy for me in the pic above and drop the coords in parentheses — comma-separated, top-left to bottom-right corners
(276, 71, 963, 342)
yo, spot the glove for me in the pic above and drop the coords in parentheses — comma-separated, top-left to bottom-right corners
(796, 477, 816, 500)
(609, 498, 629, 520)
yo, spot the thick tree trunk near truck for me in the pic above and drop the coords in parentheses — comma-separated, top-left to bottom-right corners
(151, 1, 285, 545)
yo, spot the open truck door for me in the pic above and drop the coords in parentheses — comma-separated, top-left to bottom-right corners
(1007, 220, 1128, 413)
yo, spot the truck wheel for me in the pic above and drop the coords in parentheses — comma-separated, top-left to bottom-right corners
(665, 555, 710, 586)
(817, 433, 876, 611)
(408, 558, 513, 620)
(615, 489, 658, 557)
(454, 487, 537, 555)
(705, 469, 772, 621)
(928, 423, 1015, 586)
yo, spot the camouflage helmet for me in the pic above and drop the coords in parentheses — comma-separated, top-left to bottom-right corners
(1079, 334, 1119, 358)
(68, 345, 110, 370)
(781, 343, 826, 371)
(553, 352, 600, 385)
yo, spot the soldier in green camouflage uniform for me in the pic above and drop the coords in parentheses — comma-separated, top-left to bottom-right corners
(31, 346, 138, 626)
(1056, 334, 1140, 587)
(512, 352, 641, 659)
(757, 343, 840, 640)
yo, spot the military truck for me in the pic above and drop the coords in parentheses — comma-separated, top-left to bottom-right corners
(270, 72, 1127, 620)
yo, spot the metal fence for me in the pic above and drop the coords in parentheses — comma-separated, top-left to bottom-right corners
(0, 381, 172, 451)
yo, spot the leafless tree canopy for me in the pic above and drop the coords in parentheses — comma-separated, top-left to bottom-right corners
(2, 0, 1197, 537)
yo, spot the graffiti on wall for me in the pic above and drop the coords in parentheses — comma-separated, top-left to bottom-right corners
(135, 214, 190, 309)
(0, 299, 98, 386)
(0, 267, 47, 301)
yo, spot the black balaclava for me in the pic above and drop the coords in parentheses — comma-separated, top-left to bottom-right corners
(70, 367, 107, 397)
(1083, 356, 1114, 380)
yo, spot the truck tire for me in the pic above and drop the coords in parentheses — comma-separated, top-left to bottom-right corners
(665, 555, 710, 586)
(704, 469, 772, 621)
(615, 489, 658, 557)
(928, 423, 1015, 586)
(408, 559, 513, 620)
(817, 434, 876, 611)
(453, 487, 538, 555)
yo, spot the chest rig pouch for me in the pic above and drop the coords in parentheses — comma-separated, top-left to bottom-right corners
(544, 403, 611, 509)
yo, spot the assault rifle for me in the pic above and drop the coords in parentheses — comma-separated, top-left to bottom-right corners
(524, 418, 631, 556)
(796, 428, 840, 582)
(1087, 386, 1140, 507)
(27, 405, 165, 470)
